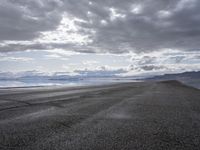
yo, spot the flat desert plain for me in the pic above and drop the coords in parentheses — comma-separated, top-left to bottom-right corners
(0, 81, 200, 150)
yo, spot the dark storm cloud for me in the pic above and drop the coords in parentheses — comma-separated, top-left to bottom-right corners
(0, 0, 63, 41)
(140, 65, 167, 71)
(84, 0, 200, 52)
(128, 64, 167, 72)
(1, 0, 200, 53)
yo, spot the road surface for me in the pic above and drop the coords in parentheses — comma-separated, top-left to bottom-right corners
(0, 81, 200, 150)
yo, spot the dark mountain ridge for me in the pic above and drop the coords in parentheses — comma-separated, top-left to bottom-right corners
(147, 71, 200, 89)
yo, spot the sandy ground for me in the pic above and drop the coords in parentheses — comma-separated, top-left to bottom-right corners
(0, 81, 200, 150)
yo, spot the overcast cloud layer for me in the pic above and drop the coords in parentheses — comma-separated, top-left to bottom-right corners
(1, 0, 200, 53)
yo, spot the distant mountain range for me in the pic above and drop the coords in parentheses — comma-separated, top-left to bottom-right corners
(146, 71, 200, 89)
(0, 70, 199, 89)
(0, 69, 125, 81)
(0, 70, 129, 87)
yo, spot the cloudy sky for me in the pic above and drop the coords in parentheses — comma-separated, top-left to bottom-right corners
(0, 0, 200, 76)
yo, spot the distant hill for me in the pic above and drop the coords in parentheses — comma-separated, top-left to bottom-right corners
(147, 71, 200, 89)
(0, 70, 125, 81)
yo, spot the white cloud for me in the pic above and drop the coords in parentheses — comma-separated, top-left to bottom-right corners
(109, 7, 126, 21)
(124, 49, 200, 76)
(45, 49, 81, 56)
(157, 10, 172, 18)
(36, 13, 91, 45)
(0, 56, 33, 62)
(82, 60, 99, 65)
(44, 53, 69, 60)
(131, 4, 143, 14)
(0, 48, 200, 77)
(100, 20, 108, 26)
